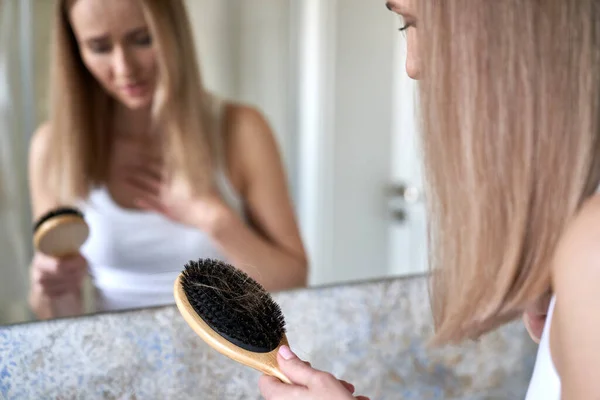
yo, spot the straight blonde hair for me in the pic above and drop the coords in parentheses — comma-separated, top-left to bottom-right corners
(47, 0, 214, 203)
(418, 0, 600, 344)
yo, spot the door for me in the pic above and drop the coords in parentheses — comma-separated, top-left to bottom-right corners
(295, 0, 428, 286)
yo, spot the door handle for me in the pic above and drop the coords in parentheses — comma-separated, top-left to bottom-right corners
(387, 183, 422, 223)
(387, 183, 422, 204)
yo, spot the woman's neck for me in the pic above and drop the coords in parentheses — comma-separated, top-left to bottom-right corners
(113, 102, 153, 137)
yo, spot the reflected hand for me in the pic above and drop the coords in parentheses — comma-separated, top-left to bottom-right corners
(259, 346, 370, 400)
(523, 291, 552, 343)
(30, 252, 87, 298)
(123, 162, 235, 235)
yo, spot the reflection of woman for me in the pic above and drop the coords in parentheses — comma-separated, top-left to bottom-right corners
(260, 1, 600, 399)
(28, 0, 307, 319)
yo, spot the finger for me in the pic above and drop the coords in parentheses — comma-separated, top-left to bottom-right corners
(39, 267, 83, 285)
(35, 267, 64, 285)
(37, 261, 84, 284)
(340, 380, 356, 394)
(34, 284, 68, 298)
(35, 255, 85, 284)
(35, 257, 60, 275)
(356, 396, 371, 400)
(65, 269, 86, 286)
(38, 281, 77, 298)
(135, 197, 167, 215)
(60, 254, 88, 273)
(44, 285, 72, 298)
(123, 178, 165, 212)
(39, 270, 82, 288)
(126, 173, 162, 196)
(258, 375, 306, 399)
(36, 255, 84, 275)
(276, 346, 322, 386)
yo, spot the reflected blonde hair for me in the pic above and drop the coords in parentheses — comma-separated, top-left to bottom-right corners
(418, 0, 600, 343)
(48, 0, 213, 203)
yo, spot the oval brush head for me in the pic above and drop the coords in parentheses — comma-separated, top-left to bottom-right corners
(174, 259, 291, 383)
(33, 206, 89, 257)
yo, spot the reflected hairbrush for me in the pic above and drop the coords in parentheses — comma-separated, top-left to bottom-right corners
(33, 207, 89, 257)
(173, 258, 292, 383)
(33, 206, 89, 317)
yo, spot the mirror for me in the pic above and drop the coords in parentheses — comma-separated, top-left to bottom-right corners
(0, 0, 426, 325)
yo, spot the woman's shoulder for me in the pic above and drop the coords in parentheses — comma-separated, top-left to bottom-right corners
(205, 92, 271, 135)
(216, 99, 282, 192)
(550, 194, 600, 396)
(216, 98, 276, 151)
(552, 194, 600, 286)
(553, 195, 600, 269)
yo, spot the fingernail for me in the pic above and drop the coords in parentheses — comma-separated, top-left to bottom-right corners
(278, 345, 296, 360)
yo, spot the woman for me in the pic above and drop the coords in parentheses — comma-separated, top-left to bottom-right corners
(28, 0, 307, 319)
(259, 1, 600, 399)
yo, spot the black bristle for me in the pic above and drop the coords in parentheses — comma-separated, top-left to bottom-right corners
(33, 207, 84, 233)
(180, 259, 286, 353)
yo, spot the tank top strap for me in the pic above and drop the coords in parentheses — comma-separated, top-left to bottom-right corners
(203, 93, 245, 217)
(205, 93, 228, 172)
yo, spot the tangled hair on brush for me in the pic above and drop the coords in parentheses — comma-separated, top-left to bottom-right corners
(180, 259, 286, 353)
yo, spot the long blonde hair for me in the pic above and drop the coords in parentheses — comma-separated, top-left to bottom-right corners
(47, 0, 213, 203)
(418, 0, 600, 344)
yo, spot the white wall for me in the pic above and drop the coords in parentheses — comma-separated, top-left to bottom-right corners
(184, 0, 296, 197)
(184, 0, 241, 100)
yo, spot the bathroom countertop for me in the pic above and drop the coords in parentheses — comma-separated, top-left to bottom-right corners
(0, 275, 536, 399)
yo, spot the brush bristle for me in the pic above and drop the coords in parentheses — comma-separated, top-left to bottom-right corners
(33, 207, 84, 232)
(180, 259, 286, 353)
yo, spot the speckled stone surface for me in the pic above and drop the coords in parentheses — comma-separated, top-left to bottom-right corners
(0, 275, 536, 399)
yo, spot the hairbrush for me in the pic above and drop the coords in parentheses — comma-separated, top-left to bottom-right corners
(173, 258, 292, 384)
(33, 207, 89, 256)
(33, 206, 90, 317)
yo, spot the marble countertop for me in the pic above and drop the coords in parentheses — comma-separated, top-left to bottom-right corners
(0, 275, 536, 399)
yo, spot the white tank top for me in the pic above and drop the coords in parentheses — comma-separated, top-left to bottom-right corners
(79, 97, 245, 312)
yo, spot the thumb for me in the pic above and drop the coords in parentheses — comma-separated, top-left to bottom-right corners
(276, 345, 318, 386)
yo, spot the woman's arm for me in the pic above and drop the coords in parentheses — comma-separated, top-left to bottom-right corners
(210, 105, 308, 291)
(551, 196, 600, 399)
(27, 123, 85, 318)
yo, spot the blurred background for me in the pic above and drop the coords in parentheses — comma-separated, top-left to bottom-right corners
(0, 0, 426, 325)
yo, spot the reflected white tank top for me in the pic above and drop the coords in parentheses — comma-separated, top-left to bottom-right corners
(79, 97, 245, 312)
